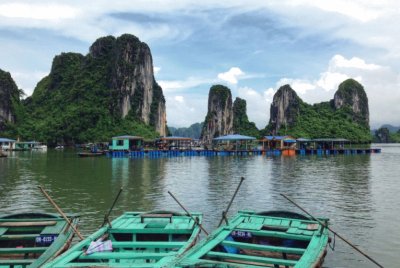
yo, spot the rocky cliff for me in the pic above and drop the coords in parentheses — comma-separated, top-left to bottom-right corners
(90, 35, 166, 135)
(267, 85, 301, 135)
(0, 69, 20, 131)
(334, 78, 369, 128)
(232, 97, 259, 137)
(19, 34, 166, 144)
(265, 79, 371, 142)
(200, 85, 233, 144)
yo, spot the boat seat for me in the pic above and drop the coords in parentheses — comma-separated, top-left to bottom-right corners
(0, 227, 7, 236)
(41, 221, 66, 234)
(236, 222, 263, 230)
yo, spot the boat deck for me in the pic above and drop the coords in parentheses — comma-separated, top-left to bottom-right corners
(45, 212, 202, 268)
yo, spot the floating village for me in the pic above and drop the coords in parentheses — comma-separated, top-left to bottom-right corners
(0, 134, 381, 159)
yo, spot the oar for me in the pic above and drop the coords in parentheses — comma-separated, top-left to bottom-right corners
(168, 191, 209, 235)
(38, 186, 84, 240)
(280, 193, 384, 268)
(217, 177, 245, 227)
(101, 187, 123, 227)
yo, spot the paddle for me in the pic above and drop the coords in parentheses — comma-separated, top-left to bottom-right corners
(217, 177, 245, 227)
(280, 193, 384, 268)
(168, 191, 209, 235)
(38, 186, 84, 240)
(101, 187, 123, 227)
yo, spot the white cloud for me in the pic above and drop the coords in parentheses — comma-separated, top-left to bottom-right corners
(0, 3, 79, 20)
(174, 95, 184, 103)
(218, 67, 244, 84)
(316, 72, 351, 92)
(11, 70, 48, 96)
(299, 1, 382, 22)
(153, 66, 161, 75)
(276, 78, 316, 94)
(166, 93, 207, 127)
(237, 86, 270, 128)
(329, 55, 382, 71)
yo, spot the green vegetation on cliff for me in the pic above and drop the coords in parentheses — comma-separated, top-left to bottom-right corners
(0, 69, 23, 134)
(282, 101, 371, 142)
(233, 97, 259, 137)
(263, 79, 371, 143)
(5, 34, 164, 145)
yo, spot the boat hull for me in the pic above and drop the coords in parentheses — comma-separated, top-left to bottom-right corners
(0, 212, 79, 268)
(44, 211, 203, 267)
(175, 210, 330, 268)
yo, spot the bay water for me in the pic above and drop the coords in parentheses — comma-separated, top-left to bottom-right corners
(0, 144, 399, 267)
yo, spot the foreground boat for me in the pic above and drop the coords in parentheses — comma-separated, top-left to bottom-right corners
(175, 210, 329, 268)
(45, 211, 203, 267)
(0, 212, 79, 268)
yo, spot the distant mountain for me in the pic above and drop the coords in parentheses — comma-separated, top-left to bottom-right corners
(263, 79, 371, 142)
(169, 123, 203, 139)
(380, 124, 400, 133)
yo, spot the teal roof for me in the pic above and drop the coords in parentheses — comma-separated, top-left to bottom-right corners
(213, 134, 256, 141)
(112, 135, 143, 140)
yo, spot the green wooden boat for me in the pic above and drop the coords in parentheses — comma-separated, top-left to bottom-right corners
(44, 211, 203, 267)
(175, 210, 329, 268)
(0, 212, 79, 268)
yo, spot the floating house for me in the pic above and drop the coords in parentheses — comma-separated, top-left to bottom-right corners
(156, 136, 193, 150)
(14, 141, 47, 151)
(109, 135, 144, 151)
(213, 134, 256, 150)
(313, 138, 349, 150)
(261, 136, 296, 150)
(0, 138, 16, 151)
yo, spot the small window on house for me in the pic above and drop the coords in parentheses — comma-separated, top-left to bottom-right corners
(117, 140, 124, 146)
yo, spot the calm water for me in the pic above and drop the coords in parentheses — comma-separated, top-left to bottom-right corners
(0, 144, 399, 267)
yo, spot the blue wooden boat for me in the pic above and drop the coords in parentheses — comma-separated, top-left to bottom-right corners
(175, 210, 329, 267)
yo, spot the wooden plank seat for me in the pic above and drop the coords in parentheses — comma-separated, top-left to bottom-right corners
(0, 259, 36, 265)
(206, 251, 297, 267)
(235, 229, 312, 241)
(0, 247, 47, 254)
(221, 240, 306, 255)
(78, 252, 175, 260)
(111, 241, 186, 249)
(0, 221, 57, 227)
(0, 234, 38, 240)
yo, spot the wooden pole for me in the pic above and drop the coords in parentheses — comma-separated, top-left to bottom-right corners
(102, 187, 123, 227)
(280, 193, 384, 268)
(168, 191, 209, 235)
(217, 177, 245, 227)
(38, 186, 84, 240)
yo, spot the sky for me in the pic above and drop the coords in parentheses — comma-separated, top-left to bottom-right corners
(0, 1, 399, 129)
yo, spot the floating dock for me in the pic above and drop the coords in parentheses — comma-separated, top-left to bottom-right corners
(107, 148, 381, 158)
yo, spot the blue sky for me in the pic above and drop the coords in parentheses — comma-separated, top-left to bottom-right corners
(0, 1, 399, 129)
